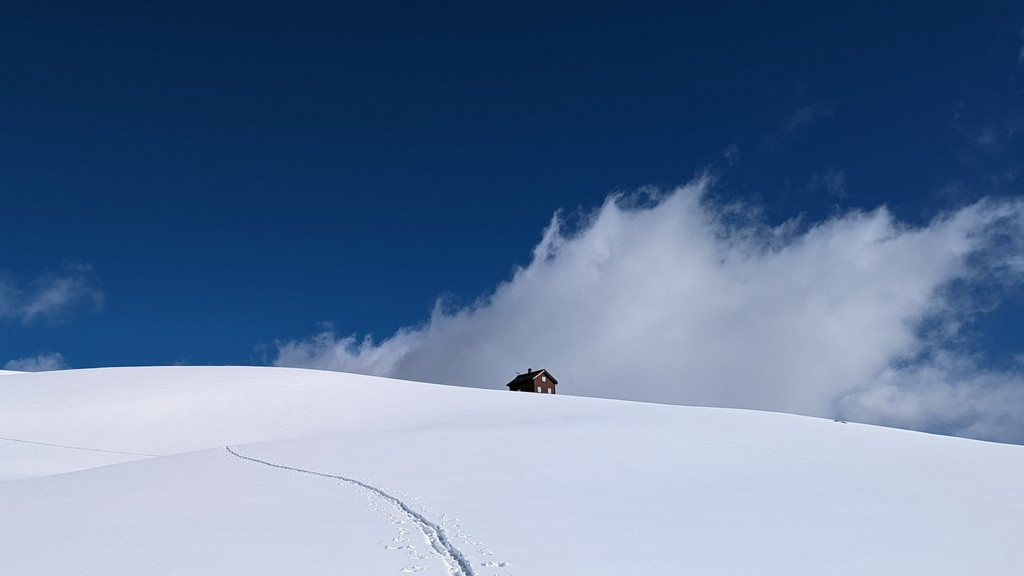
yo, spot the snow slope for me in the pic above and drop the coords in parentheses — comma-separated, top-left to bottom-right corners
(1, 366, 1023, 575)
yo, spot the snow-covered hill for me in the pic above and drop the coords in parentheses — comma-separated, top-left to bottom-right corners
(2, 366, 1022, 575)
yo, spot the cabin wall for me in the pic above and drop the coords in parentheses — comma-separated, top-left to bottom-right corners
(533, 374, 555, 394)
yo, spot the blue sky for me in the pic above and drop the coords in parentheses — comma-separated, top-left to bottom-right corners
(4, 2, 1024, 440)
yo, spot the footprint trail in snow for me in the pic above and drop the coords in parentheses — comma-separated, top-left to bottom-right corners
(225, 446, 477, 576)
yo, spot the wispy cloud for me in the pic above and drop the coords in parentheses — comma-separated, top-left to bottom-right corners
(4, 351, 69, 372)
(1018, 26, 1024, 64)
(0, 263, 103, 324)
(784, 102, 834, 132)
(722, 143, 741, 166)
(952, 101, 1024, 159)
(805, 168, 848, 198)
(763, 102, 834, 150)
(275, 178, 1024, 443)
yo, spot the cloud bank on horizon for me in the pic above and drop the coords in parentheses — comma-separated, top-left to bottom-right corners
(275, 178, 1024, 443)
(3, 351, 68, 372)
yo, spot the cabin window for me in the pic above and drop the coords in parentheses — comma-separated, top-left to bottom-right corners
(547, 388, 552, 394)
(542, 376, 547, 382)
(537, 386, 542, 392)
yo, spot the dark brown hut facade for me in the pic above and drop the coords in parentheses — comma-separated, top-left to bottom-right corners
(506, 368, 558, 394)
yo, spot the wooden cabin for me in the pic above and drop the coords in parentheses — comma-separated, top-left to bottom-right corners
(506, 368, 558, 394)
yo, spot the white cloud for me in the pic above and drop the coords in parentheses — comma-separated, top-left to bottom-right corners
(275, 178, 1024, 443)
(839, 351, 1024, 442)
(0, 263, 103, 324)
(4, 351, 69, 372)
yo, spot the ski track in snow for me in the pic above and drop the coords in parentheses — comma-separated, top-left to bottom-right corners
(225, 446, 477, 576)
(0, 435, 159, 457)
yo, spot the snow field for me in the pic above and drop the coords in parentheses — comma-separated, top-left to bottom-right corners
(2, 366, 1023, 575)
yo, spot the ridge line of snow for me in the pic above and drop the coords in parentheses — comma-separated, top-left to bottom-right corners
(0, 435, 160, 457)
(224, 445, 476, 576)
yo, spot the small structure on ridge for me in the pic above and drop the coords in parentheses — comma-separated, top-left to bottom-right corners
(506, 368, 558, 394)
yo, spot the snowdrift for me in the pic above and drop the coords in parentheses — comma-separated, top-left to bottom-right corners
(1, 366, 1022, 575)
